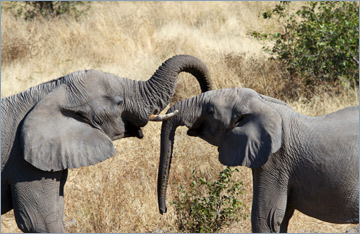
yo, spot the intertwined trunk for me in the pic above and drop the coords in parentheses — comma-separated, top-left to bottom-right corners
(157, 95, 204, 214)
(136, 55, 212, 124)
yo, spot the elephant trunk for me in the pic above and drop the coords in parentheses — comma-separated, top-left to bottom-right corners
(157, 117, 177, 214)
(157, 95, 204, 214)
(142, 55, 212, 118)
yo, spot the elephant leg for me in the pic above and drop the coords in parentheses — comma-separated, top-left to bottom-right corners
(279, 205, 295, 233)
(11, 167, 68, 233)
(251, 170, 290, 233)
(251, 190, 289, 233)
(1, 182, 13, 214)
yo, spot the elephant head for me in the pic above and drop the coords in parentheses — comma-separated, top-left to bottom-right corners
(157, 87, 283, 214)
(19, 55, 212, 172)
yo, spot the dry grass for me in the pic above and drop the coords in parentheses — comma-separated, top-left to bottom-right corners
(1, 2, 358, 233)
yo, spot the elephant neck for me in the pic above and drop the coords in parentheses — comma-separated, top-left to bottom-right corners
(266, 103, 315, 170)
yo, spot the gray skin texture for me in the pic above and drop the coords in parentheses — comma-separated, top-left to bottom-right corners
(1, 55, 212, 233)
(157, 87, 359, 233)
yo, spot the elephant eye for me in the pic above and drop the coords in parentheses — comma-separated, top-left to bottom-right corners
(207, 106, 215, 114)
(114, 96, 123, 106)
(233, 114, 249, 127)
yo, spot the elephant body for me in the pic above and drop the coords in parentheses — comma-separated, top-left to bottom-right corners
(1, 55, 212, 232)
(157, 87, 359, 233)
(250, 105, 359, 232)
(2, 74, 75, 232)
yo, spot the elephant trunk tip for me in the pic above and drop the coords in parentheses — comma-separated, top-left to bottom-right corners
(159, 207, 167, 215)
(159, 197, 168, 215)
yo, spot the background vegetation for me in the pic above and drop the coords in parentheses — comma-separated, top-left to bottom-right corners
(1, 1, 90, 21)
(1, 1, 358, 233)
(173, 167, 244, 233)
(251, 1, 359, 98)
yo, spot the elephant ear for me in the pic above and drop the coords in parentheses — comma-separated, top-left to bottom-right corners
(218, 97, 282, 168)
(20, 85, 115, 172)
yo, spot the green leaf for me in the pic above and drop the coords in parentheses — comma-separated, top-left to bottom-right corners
(251, 1, 359, 87)
(172, 167, 245, 232)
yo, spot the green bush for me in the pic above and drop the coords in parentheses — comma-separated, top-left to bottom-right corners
(251, 2, 359, 88)
(172, 167, 245, 233)
(2, 1, 90, 21)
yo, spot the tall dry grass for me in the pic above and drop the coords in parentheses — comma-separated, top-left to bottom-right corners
(1, 2, 358, 233)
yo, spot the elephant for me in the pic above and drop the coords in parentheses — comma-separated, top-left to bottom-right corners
(157, 87, 359, 233)
(1, 54, 212, 233)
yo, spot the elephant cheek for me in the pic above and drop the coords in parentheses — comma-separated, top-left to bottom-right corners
(219, 127, 272, 168)
(218, 133, 248, 166)
(101, 121, 126, 140)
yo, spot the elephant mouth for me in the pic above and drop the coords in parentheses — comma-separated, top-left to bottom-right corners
(124, 121, 144, 139)
(124, 127, 143, 139)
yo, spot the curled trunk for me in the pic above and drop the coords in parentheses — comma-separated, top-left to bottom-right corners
(135, 55, 212, 124)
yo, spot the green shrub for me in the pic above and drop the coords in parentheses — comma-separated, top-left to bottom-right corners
(172, 167, 245, 233)
(251, 2, 359, 88)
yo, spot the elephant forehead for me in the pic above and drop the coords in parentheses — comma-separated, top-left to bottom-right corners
(209, 99, 233, 115)
(208, 90, 247, 114)
(208, 89, 235, 104)
(78, 70, 126, 95)
(209, 87, 255, 103)
(205, 100, 235, 127)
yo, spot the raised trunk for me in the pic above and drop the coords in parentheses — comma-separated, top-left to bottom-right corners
(157, 95, 204, 214)
(141, 55, 212, 118)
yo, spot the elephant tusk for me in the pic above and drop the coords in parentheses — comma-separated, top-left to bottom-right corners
(149, 110, 179, 121)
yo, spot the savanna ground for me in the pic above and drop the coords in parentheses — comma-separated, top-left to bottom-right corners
(1, 1, 359, 233)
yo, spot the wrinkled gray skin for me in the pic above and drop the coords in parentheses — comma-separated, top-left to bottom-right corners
(1, 55, 212, 233)
(158, 87, 359, 233)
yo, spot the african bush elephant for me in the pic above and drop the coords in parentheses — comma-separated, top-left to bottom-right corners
(157, 87, 359, 233)
(1, 55, 212, 233)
